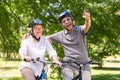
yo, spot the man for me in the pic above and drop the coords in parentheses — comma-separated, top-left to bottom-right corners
(47, 10, 91, 80)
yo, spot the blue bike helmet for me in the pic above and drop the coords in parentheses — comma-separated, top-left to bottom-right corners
(28, 18, 43, 28)
(28, 18, 43, 41)
(58, 11, 71, 23)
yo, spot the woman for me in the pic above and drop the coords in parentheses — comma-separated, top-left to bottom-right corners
(19, 19, 61, 80)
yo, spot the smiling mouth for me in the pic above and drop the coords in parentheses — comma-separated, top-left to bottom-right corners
(66, 24, 72, 28)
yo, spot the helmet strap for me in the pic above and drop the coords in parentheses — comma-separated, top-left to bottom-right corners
(31, 33, 40, 41)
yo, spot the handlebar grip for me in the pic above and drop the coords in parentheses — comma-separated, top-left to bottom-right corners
(23, 58, 35, 63)
(31, 59, 34, 61)
(37, 57, 40, 61)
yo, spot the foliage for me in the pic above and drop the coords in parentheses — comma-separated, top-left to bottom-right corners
(87, 0, 120, 67)
(0, 0, 120, 79)
(0, 1, 21, 59)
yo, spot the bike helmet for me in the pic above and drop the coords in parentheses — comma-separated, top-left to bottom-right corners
(58, 11, 71, 23)
(28, 18, 43, 28)
(27, 19, 43, 41)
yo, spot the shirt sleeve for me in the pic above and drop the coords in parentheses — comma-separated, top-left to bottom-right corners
(45, 38, 57, 58)
(49, 31, 62, 43)
(80, 25, 88, 35)
(19, 40, 28, 58)
(79, 25, 87, 36)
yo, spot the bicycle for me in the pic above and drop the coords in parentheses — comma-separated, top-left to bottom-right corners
(24, 58, 100, 80)
(61, 60, 100, 80)
(24, 57, 56, 80)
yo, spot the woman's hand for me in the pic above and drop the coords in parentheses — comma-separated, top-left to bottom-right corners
(23, 56, 32, 62)
(52, 55, 62, 67)
(54, 61, 62, 67)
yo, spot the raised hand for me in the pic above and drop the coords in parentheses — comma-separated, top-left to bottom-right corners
(82, 10, 90, 21)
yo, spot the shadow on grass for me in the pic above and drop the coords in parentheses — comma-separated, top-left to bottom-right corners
(0, 67, 18, 70)
(105, 60, 120, 63)
(92, 74, 120, 80)
(0, 77, 23, 80)
(92, 67, 120, 71)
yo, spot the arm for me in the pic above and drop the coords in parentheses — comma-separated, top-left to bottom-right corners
(21, 28, 32, 41)
(21, 33, 30, 41)
(20, 54, 31, 62)
(46, 32, 62, 43)
(19, 40, 31, 62)
(82, 10, 91, 33)
(45, 38, 62, 66)
(46, 36, 52, 42)
(51, 55, 62, 66)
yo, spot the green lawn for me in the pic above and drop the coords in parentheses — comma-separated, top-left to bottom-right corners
(0, 56, 120, 80)
(0, 59, 23, 80)
(91, 56, 120, 80)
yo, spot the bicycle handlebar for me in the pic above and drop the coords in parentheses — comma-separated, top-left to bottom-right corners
(61, 60, 100, 66)
(23, 57, 100, 67)
(23, 57, 56, 65)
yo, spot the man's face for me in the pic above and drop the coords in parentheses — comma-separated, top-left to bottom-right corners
(61, 16, 73, 31)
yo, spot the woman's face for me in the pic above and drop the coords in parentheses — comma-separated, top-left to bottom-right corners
(61, 16, 73, 31)
(33, 24, 43, 38)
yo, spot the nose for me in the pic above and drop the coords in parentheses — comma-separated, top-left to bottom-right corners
(37, 28, 41, 30)
(64, 20, 69, 24)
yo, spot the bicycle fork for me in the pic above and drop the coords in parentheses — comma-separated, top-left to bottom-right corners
(72, 64, 83, 80)
(79, 66, 82, 80)
(37, 70, 47, 80)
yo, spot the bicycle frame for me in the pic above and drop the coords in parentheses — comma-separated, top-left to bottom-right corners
(36, 64, 47, 80)
(37, 58, 48, 80)
(31, 58, 56, 80)
(36, 69, 46, 80)
(61, 60, 100, 80)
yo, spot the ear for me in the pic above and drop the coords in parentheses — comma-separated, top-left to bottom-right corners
(60, 23, 65, 28)
(60, 23, 63, 27)
(72, 20, 75, 25)
(71, 18, 73, 21)
(60, 23, 62, 26)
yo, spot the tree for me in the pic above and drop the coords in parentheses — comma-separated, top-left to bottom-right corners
(0, 1, 20, 59)
(0, 0, 120, 65)
(0, 0, 120, 79)
(86, 0, 120, 67)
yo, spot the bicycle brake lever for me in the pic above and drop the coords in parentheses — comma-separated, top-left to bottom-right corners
(37, 57, 40, 61)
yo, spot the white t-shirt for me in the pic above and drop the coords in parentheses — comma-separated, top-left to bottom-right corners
(19, 35, 57, 76)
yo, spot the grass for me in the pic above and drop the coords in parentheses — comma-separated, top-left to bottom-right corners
(0, 56, 120, 80)
(91, 56, 120, 80)
(0, 58, 23, 80)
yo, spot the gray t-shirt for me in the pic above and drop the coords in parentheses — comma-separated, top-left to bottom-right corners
(49, 26, 90, 70)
